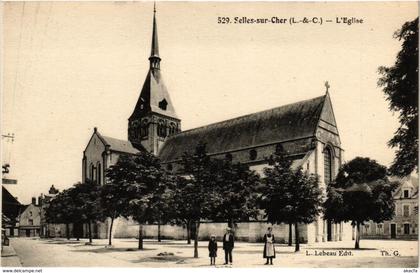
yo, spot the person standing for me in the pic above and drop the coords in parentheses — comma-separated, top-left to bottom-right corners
(263, 227, 276, 265)
(222, 227, 234, 265)
(208, 235, 218, 265)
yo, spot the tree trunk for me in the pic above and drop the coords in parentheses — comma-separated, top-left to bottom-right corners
(288, 223, 293, 246)
(228, 219, 235, 237)
(88, 221, 92, 243)
(186, 221, 191, 245)
(138, 224, 144, 250)
(193, 221, 200, 258)
(76, 222, 80, 241)
(108, 217, 115, 246)
(294, 222, 300, 252)
(158, 222, 161, 242)
(66, 223, 70, 240)
(355, 222, 361, 249)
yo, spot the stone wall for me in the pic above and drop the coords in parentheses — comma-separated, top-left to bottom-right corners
(109, 218, 309, 243)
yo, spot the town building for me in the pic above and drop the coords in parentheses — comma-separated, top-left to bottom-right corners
(38, 185, 72, 238)
(18, 199, 41, 237)
(361, 175, 418, 240)
(82, 7, 352, 243)
(2, 186, 22, 237)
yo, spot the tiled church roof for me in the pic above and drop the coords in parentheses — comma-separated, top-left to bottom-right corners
(100, 134, 140, 154)
(128, 9, 178, 122)
(158, 95, 326, 163)
(129, 70, 179, 121)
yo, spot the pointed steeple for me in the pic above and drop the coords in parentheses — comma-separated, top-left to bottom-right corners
(128, 3, 181, 155)
(149, 2, 161, 70)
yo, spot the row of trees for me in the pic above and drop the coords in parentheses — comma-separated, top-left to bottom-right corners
(46, 143, 397, 255)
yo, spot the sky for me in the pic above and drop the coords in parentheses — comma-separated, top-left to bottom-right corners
(2, 1, 418, 204)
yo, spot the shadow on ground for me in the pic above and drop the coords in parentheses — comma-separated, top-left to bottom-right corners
(236, 249, 293, 254)
(305, 247, 377, 251)
(69, 247, 157, 253)
(130, 255, 194, 264)
(42, 240, 83, 245)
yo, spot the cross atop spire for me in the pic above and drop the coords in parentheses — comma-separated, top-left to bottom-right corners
(324, 81, 330, 93)
(149, 2, 160, 70)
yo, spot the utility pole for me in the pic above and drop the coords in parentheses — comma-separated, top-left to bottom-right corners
(2, 133, 17, 184)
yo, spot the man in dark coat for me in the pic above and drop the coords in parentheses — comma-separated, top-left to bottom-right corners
(222, 227, 234, 265)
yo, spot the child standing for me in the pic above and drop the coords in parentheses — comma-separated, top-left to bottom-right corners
(208, 235, 218, 265)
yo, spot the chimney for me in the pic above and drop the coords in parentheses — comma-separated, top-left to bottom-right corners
(38, 196, 43, 206)
(31, 197, 36, 205)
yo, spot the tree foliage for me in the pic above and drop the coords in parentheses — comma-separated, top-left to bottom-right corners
(71, 180, 104, 243)
(122, 152, 166, 249)
(324, 157, 398, 249)
(378, 17, 419, 176)
(102, 157, 136, 246)
(45, 188, 75, 239)
(210, 159, 262, 226)
(45, 180, 103, 242)
(261, 150, 323, 251)
(170, 175, 197, 245)
(180, 142, 218, 258)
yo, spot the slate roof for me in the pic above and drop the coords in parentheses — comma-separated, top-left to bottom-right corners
(150, 7, 159, 59)
(391, 175, 419, 198)
(2, 186, 22, 222)
(159, 95, 326, 162)
(100, 134, 140, 154)
(129, 10, 178, 121)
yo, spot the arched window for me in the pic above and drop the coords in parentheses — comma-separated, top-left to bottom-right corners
(157, 120, 167, 137)
(169, 123, 176, 136)
(324, 146, 333, 184)
(89, 163, 96, 182)
(97, 162, 102, 184)
(141, 120, 149, 137)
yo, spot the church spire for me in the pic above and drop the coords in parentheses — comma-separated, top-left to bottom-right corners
(149, 2, 161, 70)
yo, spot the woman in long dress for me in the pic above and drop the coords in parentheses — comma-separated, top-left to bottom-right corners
(263, 227, 276, 265)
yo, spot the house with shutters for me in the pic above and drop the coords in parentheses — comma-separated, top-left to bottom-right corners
(81, 7, 353, 243)
(361, 175, 418, 240)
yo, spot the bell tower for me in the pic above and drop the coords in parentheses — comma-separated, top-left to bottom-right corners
(128, 5, 181, 155)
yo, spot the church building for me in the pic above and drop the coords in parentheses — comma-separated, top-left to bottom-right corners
(82, 7, 352, 243)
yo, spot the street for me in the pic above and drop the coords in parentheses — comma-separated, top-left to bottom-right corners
(2, 237, 418, 267)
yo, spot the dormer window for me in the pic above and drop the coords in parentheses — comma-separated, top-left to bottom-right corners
(403, 190, 410, 198)
(159, 99, 168, 110)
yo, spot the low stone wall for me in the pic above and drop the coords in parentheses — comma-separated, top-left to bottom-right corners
(110, 218, 308, 243)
